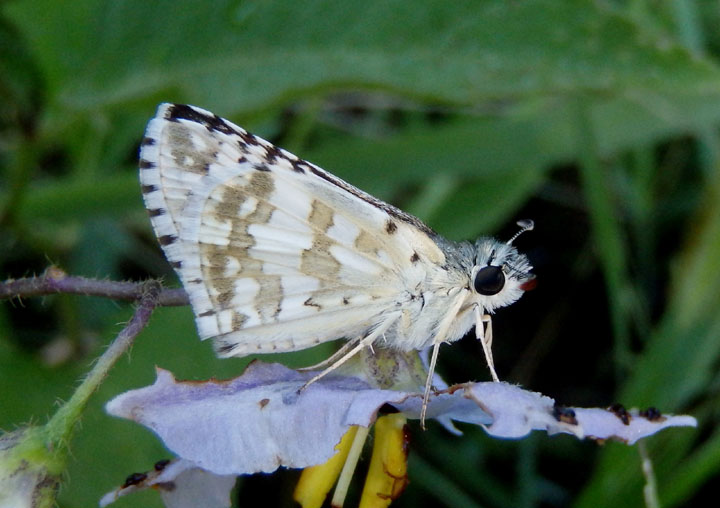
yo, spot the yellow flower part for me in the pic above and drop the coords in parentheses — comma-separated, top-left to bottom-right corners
(294, 426, 359, 508)
(359, 414, 409, 508)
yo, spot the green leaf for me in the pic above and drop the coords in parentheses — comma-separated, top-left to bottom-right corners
(6, 0, 720, 138)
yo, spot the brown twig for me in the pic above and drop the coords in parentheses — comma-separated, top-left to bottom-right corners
(0, 267, 189, 306)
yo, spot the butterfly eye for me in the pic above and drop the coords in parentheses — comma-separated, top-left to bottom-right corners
(473, 266, 505, 295)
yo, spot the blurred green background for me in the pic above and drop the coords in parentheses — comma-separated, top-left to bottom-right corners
(1, 0, 719, 506)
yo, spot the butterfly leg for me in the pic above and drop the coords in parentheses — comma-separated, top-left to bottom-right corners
(419, 291, 469, 428)
(297, 336, 362, 372)
(299, 313, 400, 391)
(474, 306, 499, 382)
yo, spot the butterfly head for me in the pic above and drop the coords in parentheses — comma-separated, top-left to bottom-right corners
(470, 220, 535, 312)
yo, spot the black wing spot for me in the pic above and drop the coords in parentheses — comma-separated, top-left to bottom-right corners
(141, 137, 156, 146)
(218, 342, 238, 354)
(170, 261, 183, 269)
(239, 130, 260, 147)
(198, 310, 216, 317)
(166, 104, 238, 136)
(148, 208, 165, 217)
(139, 159, 155, 169)
(291, 159, 307, 173)
(158, 234, 177, 246)
(211, 115, 237, 135)
(385, 220, 398, 234)
(264, 145, 281, 163)
(304, 297, 321, 309)
(253, 163, 271, 172)
(410, 252, 420, 263)
(141, 184, 158, 194)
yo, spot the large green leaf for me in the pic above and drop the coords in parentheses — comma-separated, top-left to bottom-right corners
(5, 0, 720, 128)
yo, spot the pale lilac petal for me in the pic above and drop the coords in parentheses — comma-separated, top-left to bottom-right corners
(437, 382, 696, 443)
(106, 363, 412, 475)
(99, 459, 235, 508)
(105, 361, 696, 484)
(566, 407, 697, 445)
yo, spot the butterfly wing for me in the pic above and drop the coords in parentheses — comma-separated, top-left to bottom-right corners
(140, 104, 447, 356)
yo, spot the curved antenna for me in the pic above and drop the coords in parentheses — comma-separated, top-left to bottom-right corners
(507, 219, 534, 245)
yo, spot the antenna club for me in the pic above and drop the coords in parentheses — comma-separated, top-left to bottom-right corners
(507, 219, 534, 245)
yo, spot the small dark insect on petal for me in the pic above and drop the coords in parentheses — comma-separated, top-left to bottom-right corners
(122, 472, 148, 488)
(608, 403, 630, 425)
(154, 459, 171, 472)
(640, 407, 664, 422)
(552, 404, 578, 425)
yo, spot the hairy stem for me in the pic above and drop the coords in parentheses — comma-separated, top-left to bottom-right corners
(0, 268, 188, 306)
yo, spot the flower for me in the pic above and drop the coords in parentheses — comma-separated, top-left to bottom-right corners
(99, 348, 696, 507)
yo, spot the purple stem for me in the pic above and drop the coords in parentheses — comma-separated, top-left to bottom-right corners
(0, 270, 188, 306)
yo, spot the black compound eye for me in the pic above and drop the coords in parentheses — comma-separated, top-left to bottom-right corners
(473, 266, 505, 295)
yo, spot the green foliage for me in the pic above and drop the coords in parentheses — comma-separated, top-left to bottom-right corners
(1, 0, 718, 507)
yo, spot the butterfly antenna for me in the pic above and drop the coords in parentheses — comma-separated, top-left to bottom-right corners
(507, 219, 534, 245)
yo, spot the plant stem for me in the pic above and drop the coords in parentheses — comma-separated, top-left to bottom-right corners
(44, 281, 161, 447)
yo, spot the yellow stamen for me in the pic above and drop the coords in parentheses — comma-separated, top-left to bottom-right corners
(358, 414, 409, 508)
(294, 426, 359, 508)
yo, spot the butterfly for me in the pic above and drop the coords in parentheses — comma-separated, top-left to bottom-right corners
(139, 103, 535, 424)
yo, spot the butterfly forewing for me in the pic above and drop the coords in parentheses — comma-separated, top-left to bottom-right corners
(140, 103, 446, 356)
